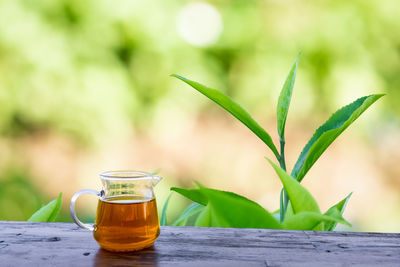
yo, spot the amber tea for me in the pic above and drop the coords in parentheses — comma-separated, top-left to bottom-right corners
(93, 197, 160, 252)
(70, 171, 162, 252)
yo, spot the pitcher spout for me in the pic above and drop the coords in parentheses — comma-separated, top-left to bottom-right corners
(152, 175, 162, 187)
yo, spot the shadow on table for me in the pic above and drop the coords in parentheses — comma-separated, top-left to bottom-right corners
(94, 245, 159, 267)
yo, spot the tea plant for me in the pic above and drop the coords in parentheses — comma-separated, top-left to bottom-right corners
(162, 55, 383, 231)
(28, 192, 62, 222)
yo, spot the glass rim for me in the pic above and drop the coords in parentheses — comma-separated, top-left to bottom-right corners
(99, 171, 160, 181)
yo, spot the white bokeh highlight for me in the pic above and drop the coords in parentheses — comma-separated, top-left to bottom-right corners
(177, 2, 223, 47)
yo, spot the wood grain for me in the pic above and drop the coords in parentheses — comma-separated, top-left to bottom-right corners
(0, 221, 399, 266)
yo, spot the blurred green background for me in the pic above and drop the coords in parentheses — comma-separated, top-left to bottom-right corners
(0, 0, 399, 232)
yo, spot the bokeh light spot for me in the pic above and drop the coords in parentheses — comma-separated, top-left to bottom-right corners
(177, 2, 223, 47)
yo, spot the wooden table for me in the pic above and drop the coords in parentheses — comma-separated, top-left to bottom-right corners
(0, 221, 399, 266)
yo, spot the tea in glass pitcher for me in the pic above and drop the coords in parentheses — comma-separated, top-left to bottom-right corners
(70, 171, 162, 252)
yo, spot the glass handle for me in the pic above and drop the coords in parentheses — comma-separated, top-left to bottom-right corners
(70, 189, 100, 231)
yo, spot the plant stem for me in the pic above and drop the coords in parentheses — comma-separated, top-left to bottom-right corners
(279, 138, 287, 222)
(279, 139, 287, 171)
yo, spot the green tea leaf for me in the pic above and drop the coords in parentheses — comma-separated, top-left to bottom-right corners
(292, 94, 384, 182)
(279, 189, 285, 222)
(277, 54, 300, 139)
(170, 187, 208, 206)
(324, 193, 352, 231)
(282, 211, 351, 230)
(195, 205, 213, 227)
(151, 169, 161, 175)
(172, 203, 204, 226)
(196, 187, 282, 229)
(272, 208, 280, 221)
(28, 193, 62, 222)
(312, 222, 325, 231)
(172, 74, 280, 160)
(160, 193, 172, 226)
(284, 202, 294, 218)
(267, 159, 320, 214)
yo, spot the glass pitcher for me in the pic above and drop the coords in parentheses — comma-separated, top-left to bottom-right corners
(70, 171, 162, 252)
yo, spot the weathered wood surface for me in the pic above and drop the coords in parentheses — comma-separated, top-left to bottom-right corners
(0, 222, 399, 267)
